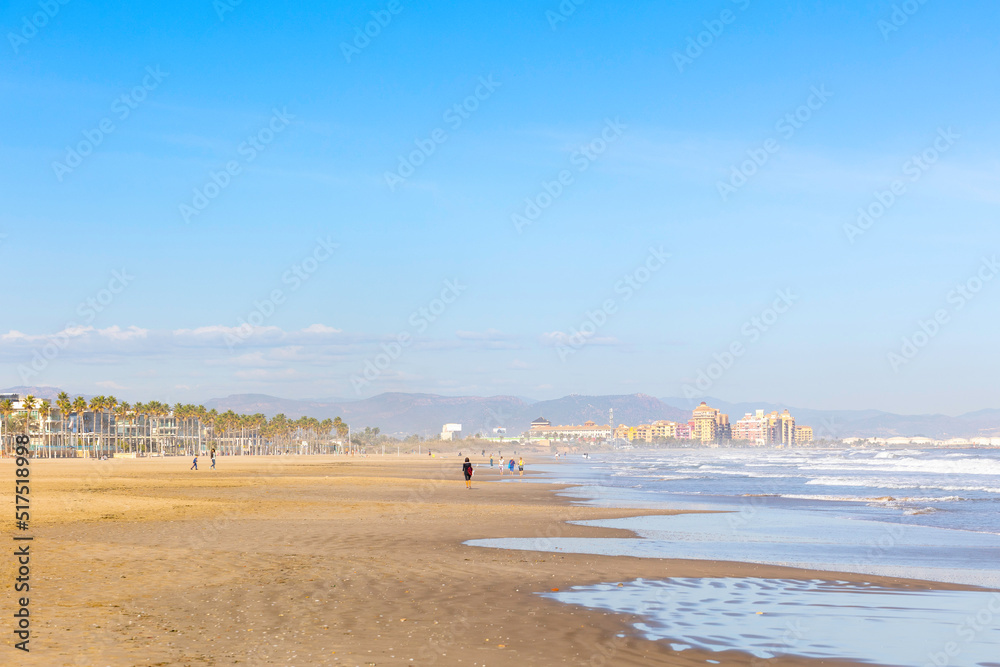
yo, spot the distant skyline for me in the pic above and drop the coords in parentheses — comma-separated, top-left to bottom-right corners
(2, 1, 999, 415)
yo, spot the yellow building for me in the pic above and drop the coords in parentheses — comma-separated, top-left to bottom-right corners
(617, 420, 682, 443)
(651, 420, 678, 440)
(795, 426, 813, 444)
(691, 402, 730, 443)
(779, 409, 795, 445)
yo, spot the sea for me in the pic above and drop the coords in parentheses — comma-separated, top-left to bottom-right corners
(468, 447, 1000, 666)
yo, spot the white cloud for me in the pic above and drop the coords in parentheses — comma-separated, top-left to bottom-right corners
(455, 329, 512, 341)
(95, 380, 127, 390)
(99, 325, 149, 341)
(302, 323, 342, 334)
(540, 331, 621, 347)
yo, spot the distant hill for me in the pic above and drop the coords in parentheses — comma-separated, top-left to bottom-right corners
(7, 386, 999, 439)
(0, 386, 89, 402)
(202, 394, 339, 418)
(202, 392, 688, 438)
(528, 394, 688, 429)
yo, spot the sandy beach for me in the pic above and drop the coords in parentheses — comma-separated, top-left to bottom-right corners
(0, 454, 975, 666)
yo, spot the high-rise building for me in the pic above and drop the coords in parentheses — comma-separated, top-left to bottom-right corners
(733, 409, 811, 446)
(690, 402, 729, 443)
(733, 412, 767, 445)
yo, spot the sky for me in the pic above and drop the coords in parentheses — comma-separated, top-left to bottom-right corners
(1, 0, 998, 414)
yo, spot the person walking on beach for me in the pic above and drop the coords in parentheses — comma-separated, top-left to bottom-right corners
(210, 448, 216, 469)
(518, 457, 524, 476)
(508, 458, 515, 474)
(190, 455, 198, 471)
(490, 456, 494, 467)
(463, 457, 474, 489)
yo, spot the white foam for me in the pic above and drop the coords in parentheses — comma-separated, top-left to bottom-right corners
(805, 477, 1000, 494)
(874, 449, 925, 458)
(801, 457, 1000, 476)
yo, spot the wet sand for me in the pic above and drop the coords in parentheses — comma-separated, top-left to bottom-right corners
(0, 455, 971, 665)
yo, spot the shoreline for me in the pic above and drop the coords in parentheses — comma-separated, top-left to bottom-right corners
(1, 454, 982, 665)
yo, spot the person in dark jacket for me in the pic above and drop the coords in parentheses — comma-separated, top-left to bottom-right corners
(463, 457, 474, 489)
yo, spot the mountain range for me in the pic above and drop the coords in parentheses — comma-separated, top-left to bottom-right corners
(4, 387, 999, 439)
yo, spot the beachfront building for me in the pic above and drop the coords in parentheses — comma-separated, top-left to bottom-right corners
(528, 419, 611, 441)
(625, 420, 685, 443)
(732, 409, 813, 446)
(777, 410, 795, 445)
(0, 393, 347, 458)
(733, 411, 768, 445)
(690, 402, 731, 444)
(652, 420, 680, 440)
(440, 423, 463, 441)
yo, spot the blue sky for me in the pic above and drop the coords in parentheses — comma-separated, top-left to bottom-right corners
(1, 0, 998, 414)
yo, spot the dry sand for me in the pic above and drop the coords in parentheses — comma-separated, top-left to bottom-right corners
(0, 454, 969, 666)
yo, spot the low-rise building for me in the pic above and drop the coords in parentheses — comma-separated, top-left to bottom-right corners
(528, 419, 611, 441)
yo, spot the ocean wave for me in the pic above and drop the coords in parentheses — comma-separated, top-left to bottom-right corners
(779, 494, 966, 504)
(904, 507, 940, 516)
(805, 477, 1000, 494)
(799, 457, 1000, 476)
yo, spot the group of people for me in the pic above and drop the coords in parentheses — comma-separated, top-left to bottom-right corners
(462, 454, 525, 488)
(190, 449, 217, 470)
(488, 455, 524, 475)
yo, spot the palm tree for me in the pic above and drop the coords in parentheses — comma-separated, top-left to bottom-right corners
(22, 395, 37, 437)
(72, 396, 88, 456)
(56, 392, 71, 457)
(0, 399, 14, 456)
(253, 413, 267, 454)
(39, 400, 52, 457)
(105, 396, 118, 455)
(116, 402, 131, 454)
(134, 402, 149, 454)
(89, 396, 105, 457)
(205, 409, 218, 455)
(320, 418, 333, 454)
